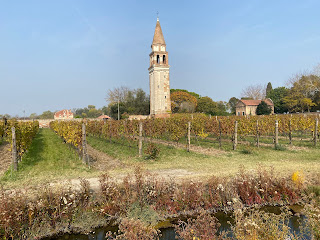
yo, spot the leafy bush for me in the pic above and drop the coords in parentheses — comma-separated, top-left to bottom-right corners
(174, 210, 225, 240)
(144, 143, 160, 159)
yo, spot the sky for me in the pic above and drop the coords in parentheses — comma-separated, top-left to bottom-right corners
(1, 0, 320, 116)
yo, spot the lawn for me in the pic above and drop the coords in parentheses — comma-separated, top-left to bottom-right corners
(87, 135, 320, 181)
(0, 128, 93, 188)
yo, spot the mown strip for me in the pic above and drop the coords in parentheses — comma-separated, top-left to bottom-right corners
(1, 128, 91, 187)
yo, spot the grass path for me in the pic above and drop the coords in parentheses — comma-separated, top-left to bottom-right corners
(88, 135, 320, 182)
(1, 128, 93, 188)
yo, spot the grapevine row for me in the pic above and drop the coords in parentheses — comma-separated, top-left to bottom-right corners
(50, 120, 83, 149)
(85, 113, 319, 142)
(5, 120, 39, 156)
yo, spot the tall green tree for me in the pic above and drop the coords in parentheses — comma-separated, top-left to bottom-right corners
(196, 97, 217, 115)
(228, 97, 239, 115)
(256, 101, 272, 115)
(105, 88, 150, 119)
(266, 87, 289, 113)
(266, 82, 273, 96)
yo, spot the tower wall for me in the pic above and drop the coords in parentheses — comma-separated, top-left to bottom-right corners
(149, 66, 170, 115)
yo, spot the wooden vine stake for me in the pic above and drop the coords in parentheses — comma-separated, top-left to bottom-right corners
(187, 122, 191, 152)
(289, 120, 292, 145)
(314, 118, 318, 146)
(233, 121, 238, 150)
(218, 119, 222, 149)
(275, 120, 279, 149)
(82, 123, 89, 166)
(138, 122, 143, 157)
(256, 120, 259, 148)
(12, 127, 18, 171)
(109, 121, 112, 143)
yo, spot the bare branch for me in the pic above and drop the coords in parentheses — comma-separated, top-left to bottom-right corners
(105, 86, 130, 103)
(241, 84, 266, 100)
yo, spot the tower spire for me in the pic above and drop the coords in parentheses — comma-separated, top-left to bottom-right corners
(152, 17, 166, 46)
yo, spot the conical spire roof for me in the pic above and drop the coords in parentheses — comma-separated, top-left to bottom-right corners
(152, 18, 166, 45)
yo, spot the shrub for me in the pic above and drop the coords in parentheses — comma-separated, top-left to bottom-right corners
(174, 210, 225, 240)
(232, 206, 296, 240)
(106, 218, 160, 240)
(144, 143, 160, 159)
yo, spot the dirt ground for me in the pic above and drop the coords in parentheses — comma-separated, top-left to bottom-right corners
(146, 138, 225, 156)
(0, 144, 12, 175)
(87, 144, 122, 171)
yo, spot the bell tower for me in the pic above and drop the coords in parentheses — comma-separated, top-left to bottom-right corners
(149, 17, 171, 116)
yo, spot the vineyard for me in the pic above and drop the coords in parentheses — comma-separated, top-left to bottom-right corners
(0, 113, 319, 175)
(0, 120, 39, 171)
(45, 113, 320, 161)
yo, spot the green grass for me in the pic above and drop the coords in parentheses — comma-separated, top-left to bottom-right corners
(0, 128, 93, 188)
(88, 135, 320, 180)
(87, 135, 207, 170)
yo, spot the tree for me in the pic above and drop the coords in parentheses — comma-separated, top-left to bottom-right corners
(0, 114, 11, 119)
(266, 87, 289, 113)
(196, 97, 217, 115)
(171, 91, 198, 113)
(109, 102, 126, 119)
(39, 110, 54, 119)
(266, 82, 273, 96)
(216, 101, 229, 116)
(124, 88, 150, 115)
(106, 86, 130, 103)
(228, 97, 239, 115)
(256, 101, 272, 115)
(171, 89, 201, 99)
(29, 113, 39, 119)
(241, 84, 265, 100)
(105, 88, 150, 119)
(283, 75, 320, 112)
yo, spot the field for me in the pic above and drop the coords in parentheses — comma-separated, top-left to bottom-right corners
(1, 124, 320, 189)
(0, 115, 320, 239)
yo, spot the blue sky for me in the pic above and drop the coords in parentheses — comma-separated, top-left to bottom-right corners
(1, 0, 320, 116)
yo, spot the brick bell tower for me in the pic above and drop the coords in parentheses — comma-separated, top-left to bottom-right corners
(149, 17, 171, 116)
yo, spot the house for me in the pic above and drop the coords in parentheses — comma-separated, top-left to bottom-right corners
(54, 109, 74, 120)
(97, 115, 110, 120)
(235, 99, 274, 116)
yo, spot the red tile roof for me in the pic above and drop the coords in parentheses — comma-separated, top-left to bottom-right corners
(240, 99, 273, 106)
(97, 115, 110, 119)
(54, 109, 73, 119)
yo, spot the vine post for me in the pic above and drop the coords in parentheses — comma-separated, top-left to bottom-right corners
(275, 120, 279, 149)
(139, 122, 143, 157)
(12, 127, 18, 171)
(289, 120, 292, 145)
(233, 121, 238, 150)
(82, 123, 89, 166)
(109, 121, 112, 143)
(187, 122, 191, 152)
(314, 118, 318, 146)
(218, 119, 222, 149)
(256, 120, 259, 148)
